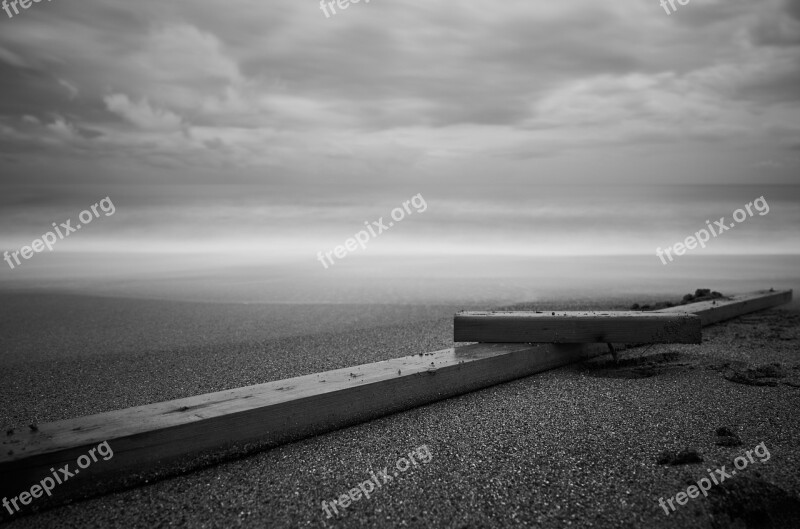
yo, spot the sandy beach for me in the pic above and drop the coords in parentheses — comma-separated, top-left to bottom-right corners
(1, 291, 798, 528)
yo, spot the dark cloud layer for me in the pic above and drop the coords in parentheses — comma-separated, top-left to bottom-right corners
(1, 0, 798, 182)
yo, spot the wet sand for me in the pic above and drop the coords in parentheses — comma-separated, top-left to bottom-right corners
(1, 293, 799, 528)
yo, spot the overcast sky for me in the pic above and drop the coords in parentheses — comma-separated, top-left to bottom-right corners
(1, 0, 799, 265)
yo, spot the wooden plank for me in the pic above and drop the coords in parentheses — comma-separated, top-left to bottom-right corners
(0, 288, 790, 517)
(454, 311, 701, 344)
(0, 341, 617, 516)
(652, 289, 792, 326)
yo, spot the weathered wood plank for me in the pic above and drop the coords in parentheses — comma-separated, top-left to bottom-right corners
(454, 311, 701, 344)
(0, 341, 616, 516)
(653, 289, 792, 326)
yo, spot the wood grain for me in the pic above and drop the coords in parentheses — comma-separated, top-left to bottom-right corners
(0, 341, 616, 515)
(454, 311, 701, 343)
(653, 289, 792, 326)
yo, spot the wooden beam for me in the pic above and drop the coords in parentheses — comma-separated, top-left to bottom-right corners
(652, 289, 792, 326)
(0, 341, 616, 516)
(0, 289, 790, 517)
(454, 311, 701, 344)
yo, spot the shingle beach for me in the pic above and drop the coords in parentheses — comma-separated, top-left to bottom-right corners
(1, 292, 798, 528)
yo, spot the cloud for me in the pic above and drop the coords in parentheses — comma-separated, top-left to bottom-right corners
(58, 78, 79, 99)
(46, 116, 80, 139)
(104, 94, 184, 131)
(0, 0, 797, 190)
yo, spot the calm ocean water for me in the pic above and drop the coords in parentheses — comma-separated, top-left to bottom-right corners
(2, 185, 798, 306)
